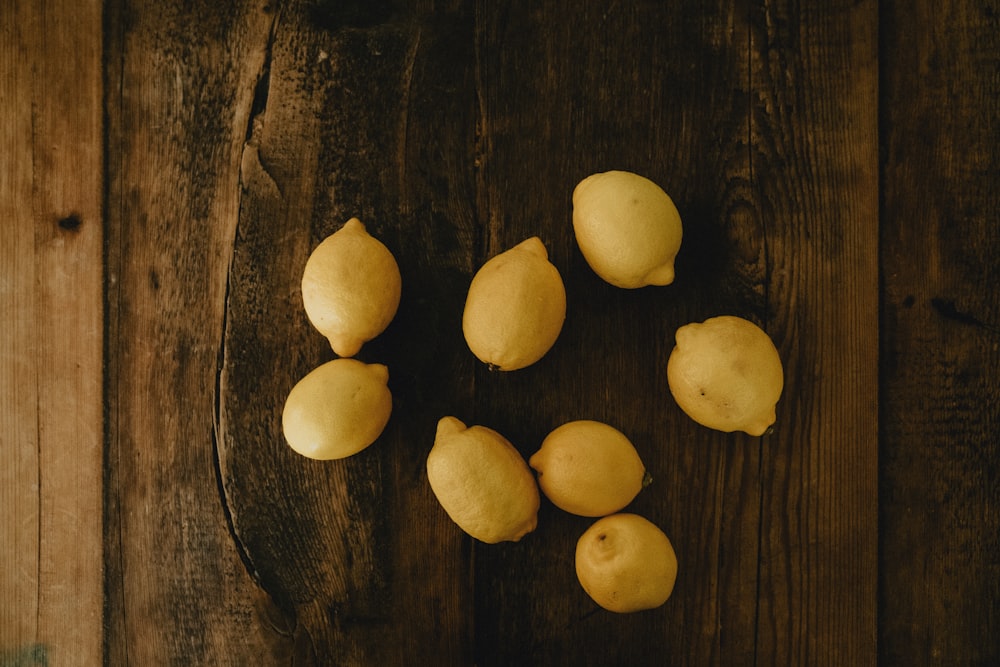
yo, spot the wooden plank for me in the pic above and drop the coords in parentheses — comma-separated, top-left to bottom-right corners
(218, 1, 479, 664)
(103, 1, 292, 663)
(473, 0, 879, 664)
(472, 2, 765, 665)
(0, 0, 42, 656)
(879, 0, 1000, 663)
(5, 1, 998, 664)
(0, 1, 104, 665)
(748, 1, 879, 664)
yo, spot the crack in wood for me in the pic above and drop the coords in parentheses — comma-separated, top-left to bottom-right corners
(244, 5, 279, 144)
(211, 3, 285, 596)
(395, 25, 422, 216)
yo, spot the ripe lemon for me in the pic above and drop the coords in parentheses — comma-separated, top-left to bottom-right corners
(575, 513, 678, 613)
(426, 417, 540, 544)
(281, 358, 392, 460)
(666, 315, 784, 436)
(301, 217, 401, 357)
(529, 420, 648, 517)
(571, 170, 683, 288)
(462, 236, 566, 371)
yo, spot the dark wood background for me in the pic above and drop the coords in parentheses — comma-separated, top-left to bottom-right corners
(2, 0, 997, 665)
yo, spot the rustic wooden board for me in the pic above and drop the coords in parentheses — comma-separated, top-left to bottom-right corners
(214, 0, 880, 664)
(218, 2, 479, 663)
(1, 0, 997, 665)
(103, 1, 285, 663)
(1, 2, 104, 665)
(879, 0, 1000, 663)
(468, 1, 879, 664)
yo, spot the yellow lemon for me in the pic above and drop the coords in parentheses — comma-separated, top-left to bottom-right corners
(301, 217, 401, 357)
(426, 417, 540, 544)
(462, 237, 566, 371)
(529, 420, 648, 517)
(666, 315, 784, 436)
(575, 513, 678, 613)
(572, 170, 683, 288)
(281, 358, 392, 460)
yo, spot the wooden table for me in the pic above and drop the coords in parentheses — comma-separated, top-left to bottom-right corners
(3, 1, 997, 665)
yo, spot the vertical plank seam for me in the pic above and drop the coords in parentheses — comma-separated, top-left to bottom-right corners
(748, 2, 765, 667)
(875, 1, 888, 659)
(31, 20, 46, 643)
(28, 5, 44, 639)
(102, 0, 132, 660)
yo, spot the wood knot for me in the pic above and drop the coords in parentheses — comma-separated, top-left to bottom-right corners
(57, 213, 83, 232)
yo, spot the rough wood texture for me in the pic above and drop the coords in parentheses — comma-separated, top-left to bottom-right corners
(1, 0, 997, 665)
(879, 0, 1000, 663)
(103, 1, 285, 663)
(469, 3, 771, 665)
(217, 0, 879, 663)
(217, 1, 478, 663)
(469, 2, 879, 664)
(1, 2, 104, 665)
(749, 3, 881, 663)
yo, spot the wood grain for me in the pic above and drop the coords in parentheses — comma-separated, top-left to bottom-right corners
(103, 1, 287, 663)
(217, 1, 478, 663)
(749, 1, 880, 664)
(471, 3, 765, 665)
(469, 1, 879, 665)
(1, 2, 104, 665)
(880, 0, 1000, 663)
(2, 1, 997, 665)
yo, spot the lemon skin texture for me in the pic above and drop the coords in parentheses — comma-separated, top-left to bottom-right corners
(301, 218, 402, 357)
(426, 416, 540, 544)
(529, 420, 647, 517)
(572, 170, 683, 289)
(575, 513, 678, 613)
(281, 358, 392, 460)
(666, 315, 784, 436)
(462, 236, 566, 371)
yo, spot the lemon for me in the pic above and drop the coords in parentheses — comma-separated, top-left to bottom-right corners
(462, 236, 566, 371)
(281, 358, 392, 460)
(666, 315, 784, 436)
(575, 513, 678, 613)
(529, 420, 648, 517)
(426, 417, 540, 544)
(301, 217, 401, 357)
(571, 170, 683, 288)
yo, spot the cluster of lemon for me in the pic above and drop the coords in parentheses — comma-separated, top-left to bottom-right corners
(427, 416, 677, 613)
(280, 171, 784, 614)
(281, 218, 399, 460)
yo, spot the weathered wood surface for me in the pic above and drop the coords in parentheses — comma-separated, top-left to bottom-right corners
(879, 0, 1000, 664)
(0, 0, 996, 665)
(102, 2, 284, 664)
(1, 2, 104, 666)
